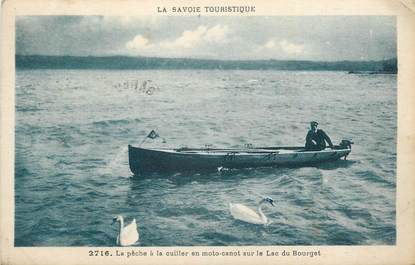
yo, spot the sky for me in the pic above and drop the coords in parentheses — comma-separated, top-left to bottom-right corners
(16, 16, 396, 61)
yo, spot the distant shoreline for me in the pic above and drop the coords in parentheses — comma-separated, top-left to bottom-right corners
(16, 55, 397, 72)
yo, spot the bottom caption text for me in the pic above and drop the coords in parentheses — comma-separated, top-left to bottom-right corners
(88, 249, 322, 258)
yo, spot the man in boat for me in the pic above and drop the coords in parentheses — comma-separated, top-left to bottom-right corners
(305, 121, 334, 151)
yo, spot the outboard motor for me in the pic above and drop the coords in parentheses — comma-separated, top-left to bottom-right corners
(339, 139, 353, 149)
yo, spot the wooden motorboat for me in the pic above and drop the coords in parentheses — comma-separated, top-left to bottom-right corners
(128, 140, 353, 174)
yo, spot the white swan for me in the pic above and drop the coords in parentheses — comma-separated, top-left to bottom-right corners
(229, 197, 275, 225)
(112, 216, 139, 246)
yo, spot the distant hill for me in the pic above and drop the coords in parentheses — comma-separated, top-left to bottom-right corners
(15, 55, 397, 72)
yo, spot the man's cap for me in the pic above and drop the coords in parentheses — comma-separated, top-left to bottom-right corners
(310, 121, 318, 126)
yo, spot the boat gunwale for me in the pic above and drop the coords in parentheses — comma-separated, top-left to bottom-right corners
(128, 145, 351, 156)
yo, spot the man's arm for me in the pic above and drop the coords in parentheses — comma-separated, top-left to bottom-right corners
(306, 130, 313, 144)
(322, 130, 334, 148)
(306, 130, 318, 146)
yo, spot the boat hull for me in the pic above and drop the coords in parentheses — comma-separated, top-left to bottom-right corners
(128, 145, 351, 174)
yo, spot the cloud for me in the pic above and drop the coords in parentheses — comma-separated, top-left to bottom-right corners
(124, 24, 230, 57)
(160, 26, 207, 49)
(278, 40, 304, 55)
(257, 39, 305, 57)
(263, 40, 276, 49)
(159, 24, 229, 49)
(126, 35, 153, 50)
(204, 25, 229, 42)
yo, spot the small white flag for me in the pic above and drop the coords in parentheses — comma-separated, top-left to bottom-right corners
(147, 130, 159, 139)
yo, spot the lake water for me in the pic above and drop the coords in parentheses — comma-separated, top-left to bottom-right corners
(15, 70, 396, 246)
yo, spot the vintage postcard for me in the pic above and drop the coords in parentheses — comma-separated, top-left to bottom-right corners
(1, 0, 414, 264)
